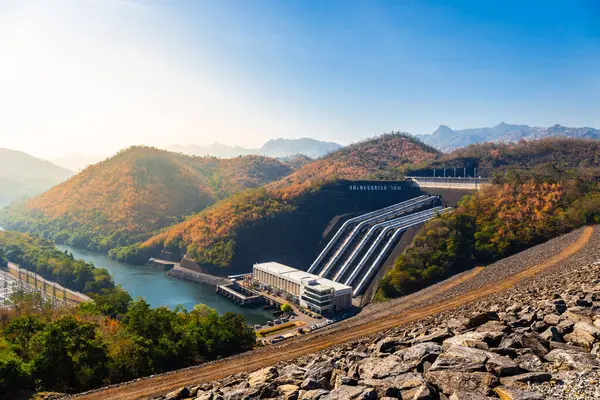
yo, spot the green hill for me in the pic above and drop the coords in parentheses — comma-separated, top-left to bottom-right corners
(0, 146, 293, 251)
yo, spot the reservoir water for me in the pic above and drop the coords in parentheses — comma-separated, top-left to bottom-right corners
(55, 244, 273, 325)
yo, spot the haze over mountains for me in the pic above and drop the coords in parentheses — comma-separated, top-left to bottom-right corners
(166, 138, 343, 159)
(0, 148, 73, 206)
(418, 122, 600, 152)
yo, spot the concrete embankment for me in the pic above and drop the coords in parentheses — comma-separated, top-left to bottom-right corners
(166, 265, 229, 287)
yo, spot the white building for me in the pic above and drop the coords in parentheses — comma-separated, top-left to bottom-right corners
(253, 262, 352, 313)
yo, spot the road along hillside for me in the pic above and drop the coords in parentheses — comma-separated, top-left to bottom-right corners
(72, 226, 597, 399)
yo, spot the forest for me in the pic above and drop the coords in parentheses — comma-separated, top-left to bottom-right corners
(379, 164, 600, 299)
(0, 146, 294, 253)
(112, 133, 440, 266)
(0, 232, 255, 396)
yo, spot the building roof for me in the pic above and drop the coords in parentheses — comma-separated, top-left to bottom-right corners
(254, 262, 352, 294)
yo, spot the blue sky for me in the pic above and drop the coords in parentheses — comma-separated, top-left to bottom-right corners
(0, 0, 598, 157)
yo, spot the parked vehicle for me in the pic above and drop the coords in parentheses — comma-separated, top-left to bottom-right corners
(267, 321, 274, 326)
(274, 319, 281, 324)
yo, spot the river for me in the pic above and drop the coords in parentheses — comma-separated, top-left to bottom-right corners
(49, 244, 274, 325)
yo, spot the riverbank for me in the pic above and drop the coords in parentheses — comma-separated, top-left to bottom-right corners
(56, 244, 275, 324)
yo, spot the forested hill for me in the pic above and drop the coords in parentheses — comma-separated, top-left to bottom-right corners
(0, 148, 73, 205)
(0, 146, 294, 252)
(111, 133, 439, 267)
(409, 138, 600, 178)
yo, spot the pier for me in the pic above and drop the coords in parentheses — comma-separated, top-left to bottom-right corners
(216, 282, 265, 306)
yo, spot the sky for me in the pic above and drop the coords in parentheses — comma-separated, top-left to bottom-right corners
(0, 0, 598, 159)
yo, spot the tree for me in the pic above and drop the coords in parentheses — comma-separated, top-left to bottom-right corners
(30, 316, 109, 392)
(0, 249, 7, 267)
(280, 303, 293, 313)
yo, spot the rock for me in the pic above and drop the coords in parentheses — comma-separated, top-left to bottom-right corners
(555, 318, 574, 334)
(514, 353, 545, 372)
(540, 326, 562, 342)
(165, 387, 190, 400)
(320, 385, 376, 400)
(299, 388, 330, 400)
(521, 334, 549, 358)
(563, 307, 593, 324)
(486, 353, 520, 377)
(374, 337, 405, 354)
(415, 328, 454, 344)
(499, 372, 551, 389)
(405, 384, 436, 399)
(443, 333, 490, 351)
(494, 386, 545, 399)
(358, 355, 415, 379)
(574, 321, 600, 339)
(248, 366, 278, 386)
(301, 378, 323, 390)
(425, 370, 498, 396)
(429, 346, 489, 372)
(281, 365, 307, 380)
(564, 327, 596, 350)
(449, 391, 491, 400)
(305, 361, 334, 382)
(466, 311, 499, 329)
(543, 314, 561, 325)
(396, 342, 443, 370)
(545, 348, 600, 371)
(476, 320, 511, 333)
(279, 384, 300, 400)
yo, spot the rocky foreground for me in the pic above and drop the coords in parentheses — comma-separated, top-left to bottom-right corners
(152, 228, 600, 400)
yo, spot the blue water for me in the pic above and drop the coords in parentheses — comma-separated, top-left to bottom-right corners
(55, 244, 273, 325)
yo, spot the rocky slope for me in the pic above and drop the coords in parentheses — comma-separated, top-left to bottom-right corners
(144, 226, 600, 400)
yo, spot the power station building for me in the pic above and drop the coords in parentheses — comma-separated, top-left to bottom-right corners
(252, 262, 352, 313)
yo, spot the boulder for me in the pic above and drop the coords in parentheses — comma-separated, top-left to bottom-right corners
(301, 378, 323, 391)
(493, 386, 545, 400)
(320, 385, 376, 400)
(278, 384, 300, 400)
(564, 327, 596, 350)
(466, 311, 499, 329)
(521, 334, 549, 358)
(374, 337, 405, 354)
(305, 361, 334, 382)
(164, 387, 190, 400)
(573, 321, 600, 339)
(281, 365, 307, 380)
(299, 389, 330, 400)
(543, 314, 560, 326)
(414, 328, 454, 344)
(429, 346, 489, 372)
(425, 370, 498, 396)
(358, 355, 416, 379)
(486, 353, 520, 377)
(476, 321, 511, 334)
(499, 372, 551, 389)
(514, 353, 545, 373)
(545, 348, 600, 371)
(443, 333, 490, 351)
(563, 307, 593, 324)
(248, 366, 278, 386)
(397, 342, 443, 369)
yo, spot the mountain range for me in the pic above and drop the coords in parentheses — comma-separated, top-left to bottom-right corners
(0, 149, 73, 206)
(418, 122, 600, 152)
(166, 137, 342, 159)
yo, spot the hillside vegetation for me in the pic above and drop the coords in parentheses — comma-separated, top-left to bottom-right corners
(111, 133, 439, 267)
(0, 147, 293, 252)
(0, 149, 73, 205)
(380, 138, 600, 299)
(409, 138, 600, 178)
(0, 231, 254, 396)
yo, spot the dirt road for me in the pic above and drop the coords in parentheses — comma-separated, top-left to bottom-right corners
(75, 226, 594, 400)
